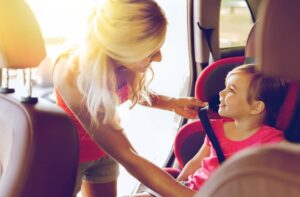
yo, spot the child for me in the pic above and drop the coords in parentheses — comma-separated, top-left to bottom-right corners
(53, 0, 204, 196)
(176, 64, 288, 191)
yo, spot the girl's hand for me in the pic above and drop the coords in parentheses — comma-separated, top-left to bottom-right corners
(171, 97, 208, 119)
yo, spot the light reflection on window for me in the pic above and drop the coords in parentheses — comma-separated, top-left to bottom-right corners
(25, 0, 103, 52)
(220, 0, 253, 48)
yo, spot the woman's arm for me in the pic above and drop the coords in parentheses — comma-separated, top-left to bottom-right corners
(177, 143, 210, 181)
(140, 93, 207, 119)
(88, 118, 195, 196)
(53, 65, 194, 196)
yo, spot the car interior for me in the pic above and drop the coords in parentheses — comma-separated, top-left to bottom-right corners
(1, 0, 300, 196)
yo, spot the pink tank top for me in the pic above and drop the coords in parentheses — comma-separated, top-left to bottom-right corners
(56, 84, 130, 162)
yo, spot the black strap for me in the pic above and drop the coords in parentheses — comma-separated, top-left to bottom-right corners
(198, 107, 225, 164)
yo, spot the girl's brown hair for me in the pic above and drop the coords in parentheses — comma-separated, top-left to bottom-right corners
(227, 64, 288, 126)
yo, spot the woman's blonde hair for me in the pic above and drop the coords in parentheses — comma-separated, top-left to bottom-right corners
(77, 0, 167, 128)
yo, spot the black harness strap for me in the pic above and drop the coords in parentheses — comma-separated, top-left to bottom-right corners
(198, 107, 225, 164)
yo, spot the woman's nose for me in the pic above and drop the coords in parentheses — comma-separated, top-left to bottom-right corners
(151, 51, 162, 62)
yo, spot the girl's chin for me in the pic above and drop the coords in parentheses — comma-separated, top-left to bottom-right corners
(218, 109, 226, 117)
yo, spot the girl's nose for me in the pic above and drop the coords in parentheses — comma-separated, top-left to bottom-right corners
(219, 89, 225, 97)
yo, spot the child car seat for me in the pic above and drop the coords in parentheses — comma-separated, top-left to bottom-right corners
(170, 18, 299, 174)
(174, 56, 244, 169)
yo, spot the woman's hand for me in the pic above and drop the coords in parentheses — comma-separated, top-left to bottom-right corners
(171, 97, 208, 119)
(143, 93, 207, 119)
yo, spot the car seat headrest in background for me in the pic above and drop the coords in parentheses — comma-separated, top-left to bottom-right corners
(256, 0, 300, 81)
(0, 0, 46, 69)
(0, 0, 47, 101)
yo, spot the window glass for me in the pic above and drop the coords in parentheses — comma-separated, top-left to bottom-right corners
(220, 0, 253, 48)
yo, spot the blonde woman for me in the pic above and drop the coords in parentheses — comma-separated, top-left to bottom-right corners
(53, 0, 204, 196)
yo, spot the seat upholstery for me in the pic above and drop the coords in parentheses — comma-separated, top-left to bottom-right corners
(174, 120, 206, 168)
(0, 0, 79, 196)
(196, 143, 300, 197)
(256, 0, 300, 81)
(0, 95, 79, 197)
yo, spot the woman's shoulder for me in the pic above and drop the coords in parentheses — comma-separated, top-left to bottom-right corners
(54, 46, 80, 72)
(53, 47, 80, 85)
(53, 47, 83, 108)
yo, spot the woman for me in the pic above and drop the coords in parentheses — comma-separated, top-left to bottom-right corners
(53, 0, 204, 196)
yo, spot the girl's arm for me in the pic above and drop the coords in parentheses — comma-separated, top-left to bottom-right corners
(177, 143, 210, 181)
(140, 93, 207, 119)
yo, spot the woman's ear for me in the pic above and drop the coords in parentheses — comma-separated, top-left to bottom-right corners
(250, 100, 265, 115)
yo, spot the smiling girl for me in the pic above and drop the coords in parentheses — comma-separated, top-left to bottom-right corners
(176, 64, 288, 191)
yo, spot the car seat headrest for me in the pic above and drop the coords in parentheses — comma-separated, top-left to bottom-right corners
(0, 0, 46, 69)
(256, 0, 300, 81)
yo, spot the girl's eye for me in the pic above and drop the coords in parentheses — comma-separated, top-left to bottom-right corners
(228, 88, 235, 93)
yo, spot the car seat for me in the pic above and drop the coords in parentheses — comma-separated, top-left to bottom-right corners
(171, 21, 257, 170)
(170, 16, 299, 174)
(0, 1, 79, 196)
(172, 56, 244, 170)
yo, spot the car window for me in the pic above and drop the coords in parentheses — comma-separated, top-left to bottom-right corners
(220, 0, 253, 48)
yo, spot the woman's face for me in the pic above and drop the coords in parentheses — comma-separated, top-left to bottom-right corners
(218, 72, 253, 120)
(125, 50, 162, 73)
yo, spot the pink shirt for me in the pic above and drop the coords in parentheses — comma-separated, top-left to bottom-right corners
(187, 118, 284, 191)
(56, 84, 130, 162)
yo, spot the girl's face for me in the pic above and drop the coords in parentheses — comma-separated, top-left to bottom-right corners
(125, 50, 162, 73)
(218, 72, 254, 119)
